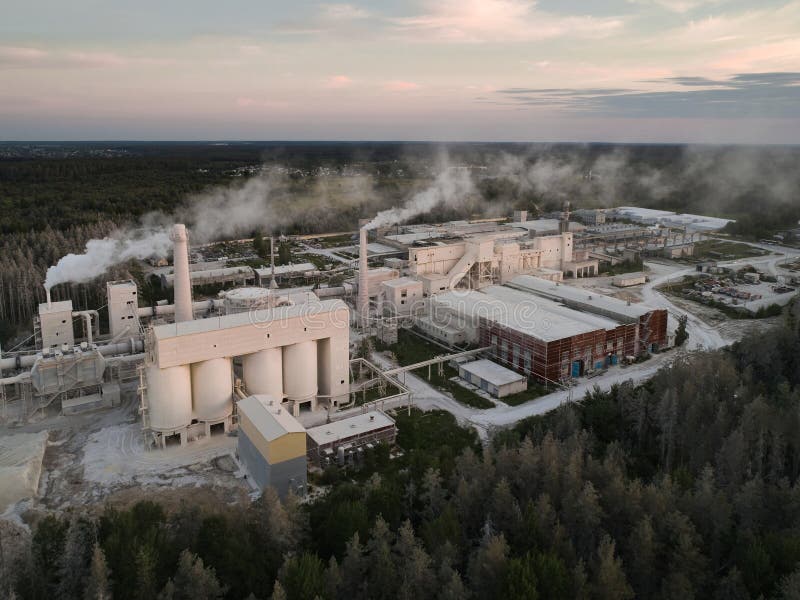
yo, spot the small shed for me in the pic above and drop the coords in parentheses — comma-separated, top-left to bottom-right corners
(458, 359, 527, 398)
(612, 273, 647, 288)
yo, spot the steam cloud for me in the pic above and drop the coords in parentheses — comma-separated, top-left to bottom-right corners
(44, 228, 172, 290)
(364, 167, 475, 230)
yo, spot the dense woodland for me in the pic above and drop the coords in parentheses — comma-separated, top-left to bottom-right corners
(2, 301, 800, 599)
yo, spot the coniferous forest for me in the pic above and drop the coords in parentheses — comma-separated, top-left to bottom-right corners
(2, 301, 800, 599)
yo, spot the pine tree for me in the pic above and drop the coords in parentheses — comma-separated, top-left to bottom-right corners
(167, 550, 224, 600)
(675, 314, 689, 347)
(591, 536, 633, 600)
(84, 543, 112, 600)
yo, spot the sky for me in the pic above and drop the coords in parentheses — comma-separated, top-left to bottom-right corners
(1, 0, 799, 143)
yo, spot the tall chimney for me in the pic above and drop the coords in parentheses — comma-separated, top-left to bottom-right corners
(171, 224, 193, 323)
(269, 235, 278, 289)
(358, 227, 369, 328)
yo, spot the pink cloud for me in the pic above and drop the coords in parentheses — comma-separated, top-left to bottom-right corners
(325, 75, 354, 88)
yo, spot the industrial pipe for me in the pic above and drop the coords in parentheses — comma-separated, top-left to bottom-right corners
(0, 371, 31, 386)
(0, 339, 144, 373)
(137, 298, 224, 318)
(73, 310, 99, 345)
(358, 227, 369, 327)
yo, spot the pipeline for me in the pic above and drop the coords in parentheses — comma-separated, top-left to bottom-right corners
(0, 338, 144, 373)
(137, 298, 223, 318)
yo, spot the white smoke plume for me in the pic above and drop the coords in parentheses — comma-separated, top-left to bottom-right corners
(44, 228, 171, 290)
(364, 166, 475, 230)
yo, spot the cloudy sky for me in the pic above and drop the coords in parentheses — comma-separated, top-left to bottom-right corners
(1, 0, 799, 142)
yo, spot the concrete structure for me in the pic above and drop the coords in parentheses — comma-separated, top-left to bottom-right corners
(612, 273, 647, 288)
(458, 359, 527, 398)
(306, 411, 396, 467)
(38, 300, 75, 349)
(573, 209, 606, 226)
(662, 243, 695, 259)
(380, 277, 423, 316)
(237, 395, 307, 498)
(170, 224, 193, 323)
(254, 262, 317, 286)
(147, 298, 350, 419)
(107, 280, 140, 339)
(613, 207, 733, 232)
(358, 227, 369, 326)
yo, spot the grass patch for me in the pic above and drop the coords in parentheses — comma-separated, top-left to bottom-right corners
(378, 329, 494, 409)
(693, 240, 768, 260)
(499, 380, 550, 406)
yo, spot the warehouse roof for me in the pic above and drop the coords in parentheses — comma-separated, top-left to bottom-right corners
(508, 275, 653, 319)
(253, 262, 316, 277)
(238, 395, 305, 441)
(306, 411, 395, 445)
(482, 286, 621, 340)
(460, 359, 526, 387)
(432, 287, 619, 342)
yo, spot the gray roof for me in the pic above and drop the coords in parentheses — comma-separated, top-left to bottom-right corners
(508, 275, 653, 319)
(460, 359, 526, 386)
(306, 411, 395, 445)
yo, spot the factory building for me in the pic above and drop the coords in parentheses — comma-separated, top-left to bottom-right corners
(458, 359, 527, 398)
(506, 275, 669, 351)
(142, 224, 351, 448)
(380, 277, 424, 316)
(306, 410, 396, 467)
(417, 277, 667, 383)
(237, 394, 307, 498)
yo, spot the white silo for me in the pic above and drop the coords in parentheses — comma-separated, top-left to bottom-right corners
(282, 341, 317, 403)
(191, 357, 233, 422)
(146, 364, 192, 432)
(243, 348, 283, 399)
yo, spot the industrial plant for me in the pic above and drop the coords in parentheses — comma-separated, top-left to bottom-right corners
(4, 201, 766, 510)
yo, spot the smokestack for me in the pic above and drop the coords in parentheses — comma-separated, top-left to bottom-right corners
(269, 235, 278, 290)
(170, 224, 193, 323)
(45, 287, 52, 309)
(358, 227, 369, 328)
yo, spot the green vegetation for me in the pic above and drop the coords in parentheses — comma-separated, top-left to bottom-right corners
(378, 329, 494, 409)
(693, 239, 768, 260)
(499, 380, 550, 406)
(599, 258, 644, 276)
(675, 314, 689, 346)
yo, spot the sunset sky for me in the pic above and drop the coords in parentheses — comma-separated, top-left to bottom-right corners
(2, 0, 799, 142)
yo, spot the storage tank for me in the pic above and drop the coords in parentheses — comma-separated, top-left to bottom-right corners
(221, 287, 271, 315)
(283, 341, 317, 402)
(191, 357, 233, 422)
(243, 348, 283, 399)
(146, 365, 192, 432)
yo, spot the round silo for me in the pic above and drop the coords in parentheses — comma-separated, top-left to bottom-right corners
(242, 348, 283, 399)
(146, 365, 192, 432)
(222, 287, 272, 315)
(283, 341, 317, 402)
(191, 357, 233, 422)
